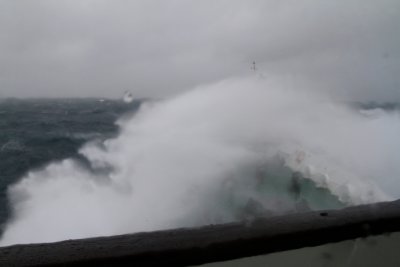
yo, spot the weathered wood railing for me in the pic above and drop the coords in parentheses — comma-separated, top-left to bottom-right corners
(1, 200, 400, 267)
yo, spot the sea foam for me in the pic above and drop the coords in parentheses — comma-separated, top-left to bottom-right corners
(1, 76, 399, 245)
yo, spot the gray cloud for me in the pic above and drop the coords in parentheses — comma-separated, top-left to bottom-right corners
(0, 0, 399, 101)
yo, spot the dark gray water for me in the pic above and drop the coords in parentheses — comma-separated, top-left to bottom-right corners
(0, 98, 141, 230)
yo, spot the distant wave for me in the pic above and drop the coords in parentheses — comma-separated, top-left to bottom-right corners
(1, 140, 25, 152)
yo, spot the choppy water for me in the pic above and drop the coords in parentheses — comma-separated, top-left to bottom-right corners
(0, 98, 141, 230)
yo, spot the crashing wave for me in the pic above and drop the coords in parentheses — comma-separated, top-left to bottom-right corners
(1, 76, 399, 245)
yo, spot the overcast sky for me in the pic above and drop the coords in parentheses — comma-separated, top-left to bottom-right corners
(0, 0, 399, 101)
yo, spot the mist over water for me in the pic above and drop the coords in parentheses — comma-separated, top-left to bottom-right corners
(1, 76, 400, 245)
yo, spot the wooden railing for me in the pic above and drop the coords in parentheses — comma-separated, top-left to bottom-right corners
(1, 200, 400, 267)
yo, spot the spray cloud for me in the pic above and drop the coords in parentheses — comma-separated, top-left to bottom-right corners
(1, 75, 400, 245)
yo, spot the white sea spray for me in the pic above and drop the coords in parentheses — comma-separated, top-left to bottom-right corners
(1, 76, 399, 245)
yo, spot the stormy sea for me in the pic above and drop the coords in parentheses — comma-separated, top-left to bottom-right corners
(0, 77, 399, 246)
(0, 98, 141, 240)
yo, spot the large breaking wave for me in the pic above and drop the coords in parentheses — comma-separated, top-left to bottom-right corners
(1, 76, 399, 245)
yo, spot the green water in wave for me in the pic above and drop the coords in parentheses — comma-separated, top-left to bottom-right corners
(216, 157, 345, 222)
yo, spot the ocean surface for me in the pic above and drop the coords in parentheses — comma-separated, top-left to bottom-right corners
(0, 98, 141, 232)
(0, 91, 399, 245)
